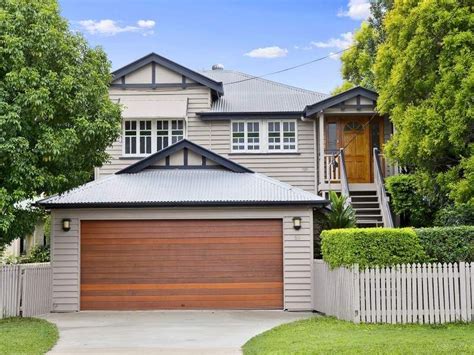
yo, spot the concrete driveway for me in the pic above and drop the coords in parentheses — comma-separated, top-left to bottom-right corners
(41, 310, 314, 354)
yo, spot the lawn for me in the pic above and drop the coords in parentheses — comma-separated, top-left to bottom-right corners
(243, 316, 474, 355)
(0, 317, 58, 354)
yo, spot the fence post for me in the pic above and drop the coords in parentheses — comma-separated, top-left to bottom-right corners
(460, 262, 467, 322)
(353, 264, 360, 323)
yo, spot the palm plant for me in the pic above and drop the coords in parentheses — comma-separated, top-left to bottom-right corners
(326, 191, 357, 229)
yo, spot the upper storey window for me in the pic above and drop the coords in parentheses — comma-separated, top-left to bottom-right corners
(231, 120, 297, 153)
(123, 119, 184, 156)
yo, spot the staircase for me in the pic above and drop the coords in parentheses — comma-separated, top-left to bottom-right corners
(350, 190, 383, 227)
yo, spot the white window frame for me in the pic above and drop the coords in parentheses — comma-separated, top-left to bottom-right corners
(230, 119, 298, 153)
(122, 118, 186, 157)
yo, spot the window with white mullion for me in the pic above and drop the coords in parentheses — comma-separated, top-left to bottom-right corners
(246, 122, 260, 150)
(268, 120, 297, 152)
(124, 120, 138, 155)
(282, 121, 296, 151)
(156, 120, 170, 151)
(171, 120, 184, 145)
(139, 120, 152, 154)
(268, 121, 281, 151)
(232, 122, 246, 151)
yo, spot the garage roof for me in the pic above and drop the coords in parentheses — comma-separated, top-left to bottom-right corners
(37, 170, 327, 208)
(38, 139, 327, 208)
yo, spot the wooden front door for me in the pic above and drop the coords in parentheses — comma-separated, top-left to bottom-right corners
(341, 118, 371, 183)
(80, 219, 283, 310)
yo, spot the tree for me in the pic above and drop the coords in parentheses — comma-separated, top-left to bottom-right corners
(375, 0, 473, 209)
(0, 0, 121, 248)
(333, 0, 393, 92)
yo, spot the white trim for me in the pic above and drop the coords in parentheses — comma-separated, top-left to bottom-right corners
(230, 119, 298, 153)
(122, 118, 185, 157)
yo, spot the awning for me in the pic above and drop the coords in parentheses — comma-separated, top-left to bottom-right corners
(120, 99, 188, 118)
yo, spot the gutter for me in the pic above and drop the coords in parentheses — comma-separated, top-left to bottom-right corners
(37, 200, 329, 209)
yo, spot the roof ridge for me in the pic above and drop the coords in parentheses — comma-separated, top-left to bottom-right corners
(201, 69, 328, 97)
(228, 71, 328, 96)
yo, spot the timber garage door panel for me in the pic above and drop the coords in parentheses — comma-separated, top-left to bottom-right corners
(80, 219, 283, 310)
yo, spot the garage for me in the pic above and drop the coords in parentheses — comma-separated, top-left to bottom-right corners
(40, 140, 327, 311)
(80, 219, 283, 310)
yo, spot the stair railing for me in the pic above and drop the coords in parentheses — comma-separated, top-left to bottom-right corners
(339, 148, 351, 208)
(373, 148, 394, 227)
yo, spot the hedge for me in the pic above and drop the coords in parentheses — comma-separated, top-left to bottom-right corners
(321, 228, 427, 268)
(416, 226, 474, 263)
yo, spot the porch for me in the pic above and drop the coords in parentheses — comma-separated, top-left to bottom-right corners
(303, 87, 397, 227)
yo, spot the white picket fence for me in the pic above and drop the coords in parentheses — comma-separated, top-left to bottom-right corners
(313, 260, 474, 324)
(0, 263, 52, 318)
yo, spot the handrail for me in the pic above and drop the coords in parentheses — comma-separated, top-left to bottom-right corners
(373, 148, 394, 227)
(339, 148, 351, 207)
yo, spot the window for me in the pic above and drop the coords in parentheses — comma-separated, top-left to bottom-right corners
(123, 119, 185, 156)
(231, 121, 260, 151)
(124, 120, 151, 155)
(231, 119, 297, 153)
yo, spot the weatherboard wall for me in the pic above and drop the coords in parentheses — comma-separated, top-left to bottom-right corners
(98, 87, 318, 193)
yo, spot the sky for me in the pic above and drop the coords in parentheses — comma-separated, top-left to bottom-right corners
(58, 0, 370, 94)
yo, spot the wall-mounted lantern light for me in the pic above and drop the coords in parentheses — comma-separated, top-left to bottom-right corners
(62, 219, 71, 232)
(292, 217, 302, 230)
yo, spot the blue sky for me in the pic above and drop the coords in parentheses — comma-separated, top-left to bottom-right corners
(59, 0, 370, 94)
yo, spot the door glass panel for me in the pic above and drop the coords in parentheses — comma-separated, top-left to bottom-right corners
(327, 123, 337, 152)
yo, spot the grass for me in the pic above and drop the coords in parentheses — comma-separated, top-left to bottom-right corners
(243, 316, 474, 355)
(0, 317, 59, 355)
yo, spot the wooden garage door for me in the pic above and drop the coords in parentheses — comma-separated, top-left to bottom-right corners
(80, 219, 283, 310)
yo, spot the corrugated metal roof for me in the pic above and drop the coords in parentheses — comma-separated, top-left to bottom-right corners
(38, 170, 326, 207)
(200, 70, 329, 113)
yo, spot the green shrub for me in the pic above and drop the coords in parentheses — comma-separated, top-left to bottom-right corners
(434, 204, 474, 226)
(326, 191, 356, 229)
(321, 228, 427, 268)
(385, 174, 434, 227)
(22, 245, 50, 263)
(416, 226, 474, 263)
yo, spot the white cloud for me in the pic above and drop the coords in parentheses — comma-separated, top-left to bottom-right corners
(78, 19, 156, 36)
(137, 20, 155, 29)
(244, 46, 288, 58)
(311, 32, 354, 50)
(337, 0, 371, 20)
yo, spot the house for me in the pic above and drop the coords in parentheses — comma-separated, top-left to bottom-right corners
(38, 53, 395, 312)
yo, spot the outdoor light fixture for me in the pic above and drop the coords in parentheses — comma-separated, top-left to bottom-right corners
(62, 219, 71, 232)
(292, 217, 302, 230)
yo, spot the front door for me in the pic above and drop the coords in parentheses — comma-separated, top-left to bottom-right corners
(341, 118, 371, 183)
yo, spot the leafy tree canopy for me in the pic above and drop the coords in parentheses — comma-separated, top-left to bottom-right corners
(375, 0, 473, 207)
(0, 0, 121, 247)
(333, 0, 393, 93)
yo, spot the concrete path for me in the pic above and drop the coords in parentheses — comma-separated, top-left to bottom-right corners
(41, 310, 314, 354)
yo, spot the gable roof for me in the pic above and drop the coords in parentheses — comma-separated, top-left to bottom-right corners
(116, 139, 253, 174)
(197, 70, 329, 117)
(111, 53, 224, 97)
(303, 86, 378, 117)
(37, 169, 327, 209)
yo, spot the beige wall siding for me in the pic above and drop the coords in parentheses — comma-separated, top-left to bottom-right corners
(98, 86, 318, 192)
(50, 207, 314, 312)
(208, 120, 317, 193)
(97, 87, 212, 178)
